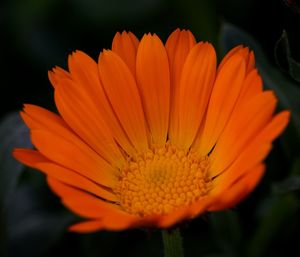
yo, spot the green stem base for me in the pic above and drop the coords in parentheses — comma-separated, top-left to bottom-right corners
(162, 228, 184, 257)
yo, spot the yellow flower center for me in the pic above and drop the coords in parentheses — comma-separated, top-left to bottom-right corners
(115, 143, 212, 216)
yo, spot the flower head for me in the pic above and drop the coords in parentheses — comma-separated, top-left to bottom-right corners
(13, 29, 290, 233)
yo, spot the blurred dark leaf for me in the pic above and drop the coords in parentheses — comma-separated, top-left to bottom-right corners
(6, 183, 74, 257)
(220, 22, 300, 157)
(0, 112, 74, 257)
(221, 25, 300, 256)
(275, 30, 300, 82)
(272, 176, 300, 194)
(246, 195, 300, 257)
(208, 210, 242, 257)
(0, 112, 32, 256)
(0, 112, 32, 207)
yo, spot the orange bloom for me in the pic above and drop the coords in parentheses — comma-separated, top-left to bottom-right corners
(13, 29, 290, 233)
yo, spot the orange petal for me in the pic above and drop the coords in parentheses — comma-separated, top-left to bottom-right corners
(68, 51, 100, 91)
(194, 53, 246, 155)
(47, 177, 120, 218)
(21, 105, 124, 169)
(70, 214, 158, 233)
(246, 51, 255, 73)
(112, 31, 139, 75)
(52, 52, 136, 157)
(157, 196, 212, 228)
(217, 45, 243, 71)
(157, 207, 190, 228)
(165, 29, 196, 90)
(67, 51, 114, 120)
(70, 214, 158, 232)
(210, 142, 271, 195)
(99, 50, 149, 153)
(209, 164, 265, 211)
(62, 194, 116, 219)
(69, 220, 105, 233)
(136, 34, 170, 147)
(48, 66, 71, 88)
(187, 196, 216, 218)
(22, 104, 122, 168)
(165, 29, 196, 142)
(69, 217, 135, 232)
(257, 111, 290, 141)
(235, 69, 263, 107)
(21, 104, 70, 134)
(211, 109, 289, 193)
(171, 42, 217, 149)
(210, 91, 277, 175)
(53, 77, 125, 167)
(13, 148, 118, 202)
(30, 129, 118, 188)
(21, 104, 119, 166)
(48, 177, 144, 231)
(13, 148, 47, 164)
(39, 163, 118, 202)
(218, 46, 254, 74)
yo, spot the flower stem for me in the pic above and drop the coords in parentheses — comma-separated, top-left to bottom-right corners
(162, 228, 184, 257)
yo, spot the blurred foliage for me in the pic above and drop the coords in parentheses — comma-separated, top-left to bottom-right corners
(220, 22, 300, 257)
(220, 22, 300, 158)
(275, 30, 300, 82)
(0, 112, 31, 257)
(1, 0, 300, 257)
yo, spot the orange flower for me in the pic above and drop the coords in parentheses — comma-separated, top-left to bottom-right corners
(13, 29, 290, 233)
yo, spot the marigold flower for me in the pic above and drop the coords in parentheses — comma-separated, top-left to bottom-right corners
(13, 29, 290, 233)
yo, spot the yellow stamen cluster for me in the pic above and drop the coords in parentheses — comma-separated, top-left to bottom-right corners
(115, 144, 211, 216)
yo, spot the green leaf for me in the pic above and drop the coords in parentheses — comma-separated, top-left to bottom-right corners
(6, 184, 74, 257)
(0, 112, 74, 257)
(162, 228, 184, 257)
(0, 112, 32, 206)
(275, 30, 300, 82)
(0, 112, 32, 257)
(220, 22, 300, 157)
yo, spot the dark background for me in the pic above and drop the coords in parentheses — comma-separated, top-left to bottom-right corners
(1, 0, 300, 257)
(1, 0, 300, 119)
